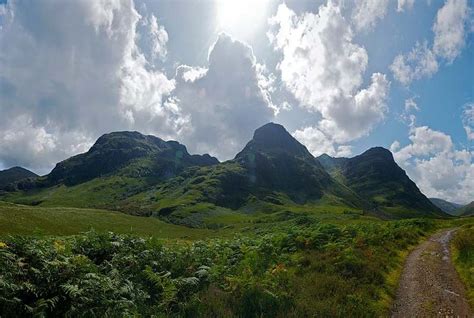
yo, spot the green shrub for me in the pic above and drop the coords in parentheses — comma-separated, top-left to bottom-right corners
(452, 225, 474, 308)
(0, 219, 436, 317)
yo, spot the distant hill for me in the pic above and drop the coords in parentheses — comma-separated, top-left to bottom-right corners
(317, 149, 445, 218)
(458, 201, 474, 216)
(0, 123, 446, 225)
(0, 166, 37, 188)
(429, 198, 464, 215)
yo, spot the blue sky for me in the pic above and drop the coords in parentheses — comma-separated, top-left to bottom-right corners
(0, 0, 472, 203)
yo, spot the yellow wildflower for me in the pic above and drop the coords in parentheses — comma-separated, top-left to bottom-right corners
(53, 240, 65, 252)
(0, 242, 7, 248)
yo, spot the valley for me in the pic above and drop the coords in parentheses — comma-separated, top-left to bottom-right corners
(0, 123, 472, 317)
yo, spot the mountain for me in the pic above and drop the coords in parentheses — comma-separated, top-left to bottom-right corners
(458, 201, 474, 216)
(0, 123, 446, 224)
(429, 198, 464, 215)
(120, 124, 442, 223)
(0, 167, 38, 189)
(44, 131, 218, 186)
(233, 123, 340, 203)
(317, 148, 444, 218)
(3, 131, 218, 208)
(119, 123, 363, 224)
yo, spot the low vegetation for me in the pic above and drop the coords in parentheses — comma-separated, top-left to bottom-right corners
(452, 224, 474, 307)
(1, 218, 438, 317)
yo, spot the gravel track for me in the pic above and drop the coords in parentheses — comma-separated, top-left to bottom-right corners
(391, 229, 472, 318)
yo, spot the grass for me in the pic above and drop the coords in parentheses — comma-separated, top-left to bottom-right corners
(1, 176, 147, 210)
(0, 218, 439, 317)
(0, 200, 376, 237)
(1, 199, 473, 316)
(0, 201, 227, 239)
(451, 223, 474, 308)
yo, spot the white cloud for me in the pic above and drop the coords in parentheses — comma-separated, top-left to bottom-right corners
(0, 1, 280, 169)
(463, 103, 474, 140)
(391, 0, 471, 85)
(0, 115, 91, 174)
(392, 126, 473, 204)
(135, 12, 169, 65)
(293, 126, 352, 157)
(0, 0, 183, 172)
(351, 0, 389, 31)
(177, 65, 207, 83)
(397, 0, 415, 12)
(172, 33, 276, 160)
(433, 0, 469, 62)
(390, 41, 438, 85)
(404, 97, 419, 112)
(269, 2, 390, 152)
(400, 97, 419, 127)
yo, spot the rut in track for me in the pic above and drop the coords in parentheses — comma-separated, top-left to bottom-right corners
(391, 229, 472, 317)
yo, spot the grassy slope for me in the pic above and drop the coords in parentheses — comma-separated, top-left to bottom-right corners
(1, 176, 147, 210)
(0, 199, 373, 237)
(0, 163, 366, 229)
(0, 201, 227, 239)
(451, 223, 474, 307)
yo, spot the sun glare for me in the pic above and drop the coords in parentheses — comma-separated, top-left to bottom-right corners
(216, 0, 271, 37)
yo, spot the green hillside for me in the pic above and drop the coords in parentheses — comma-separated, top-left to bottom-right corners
(0, 166, 37, 189)
(317, 148, 445, 218)
(0, 201, 225, 239)
(458, 201, 474, 216)
(0, 123, 446, 225)
(429, 198, 464, 215)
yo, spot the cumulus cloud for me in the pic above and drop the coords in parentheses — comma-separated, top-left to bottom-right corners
(172, 33, 276, 160)
(0, 0, 181, 173)
(463, 103, 474, 140)
(390, 41, 438, 86)
(0, 115, 91, 170)
(269, 2, 390, 155)
(433, 0, 469, 62)
(351, 0, 389, 31)
(397, 0, 415, 12)
(293, 126, 352, 157)
(390, 0, 471, 85)
(392, 126, 473, 204)
(139, 13, 168, 62)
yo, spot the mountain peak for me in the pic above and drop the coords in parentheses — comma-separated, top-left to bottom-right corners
(253, 122, 287, 139)
(47, 130, 218, 186)
(236, 122, 313, 159)
(362, 147, 393, 157)
(0, 166, 38, 188)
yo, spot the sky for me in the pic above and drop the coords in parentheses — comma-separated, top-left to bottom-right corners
(0, 0, 472, 204)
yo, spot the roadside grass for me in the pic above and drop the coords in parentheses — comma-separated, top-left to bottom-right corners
(451, 222, 474, 308)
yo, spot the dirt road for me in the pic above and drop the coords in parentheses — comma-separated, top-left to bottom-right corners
(391, 229, 472, 317)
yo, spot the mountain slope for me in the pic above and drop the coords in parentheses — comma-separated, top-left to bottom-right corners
(429, 198, 463, 215)
(3, 131, 218, 208)
(119, 123, 364, 224)
(233, 123, 336, 203)
(0, 167, 38, 188)
(45, 131, 218, 186)
(1, 123, 446, 225)
(458, 201, 474, 216)
(317, 148, 445, 218)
